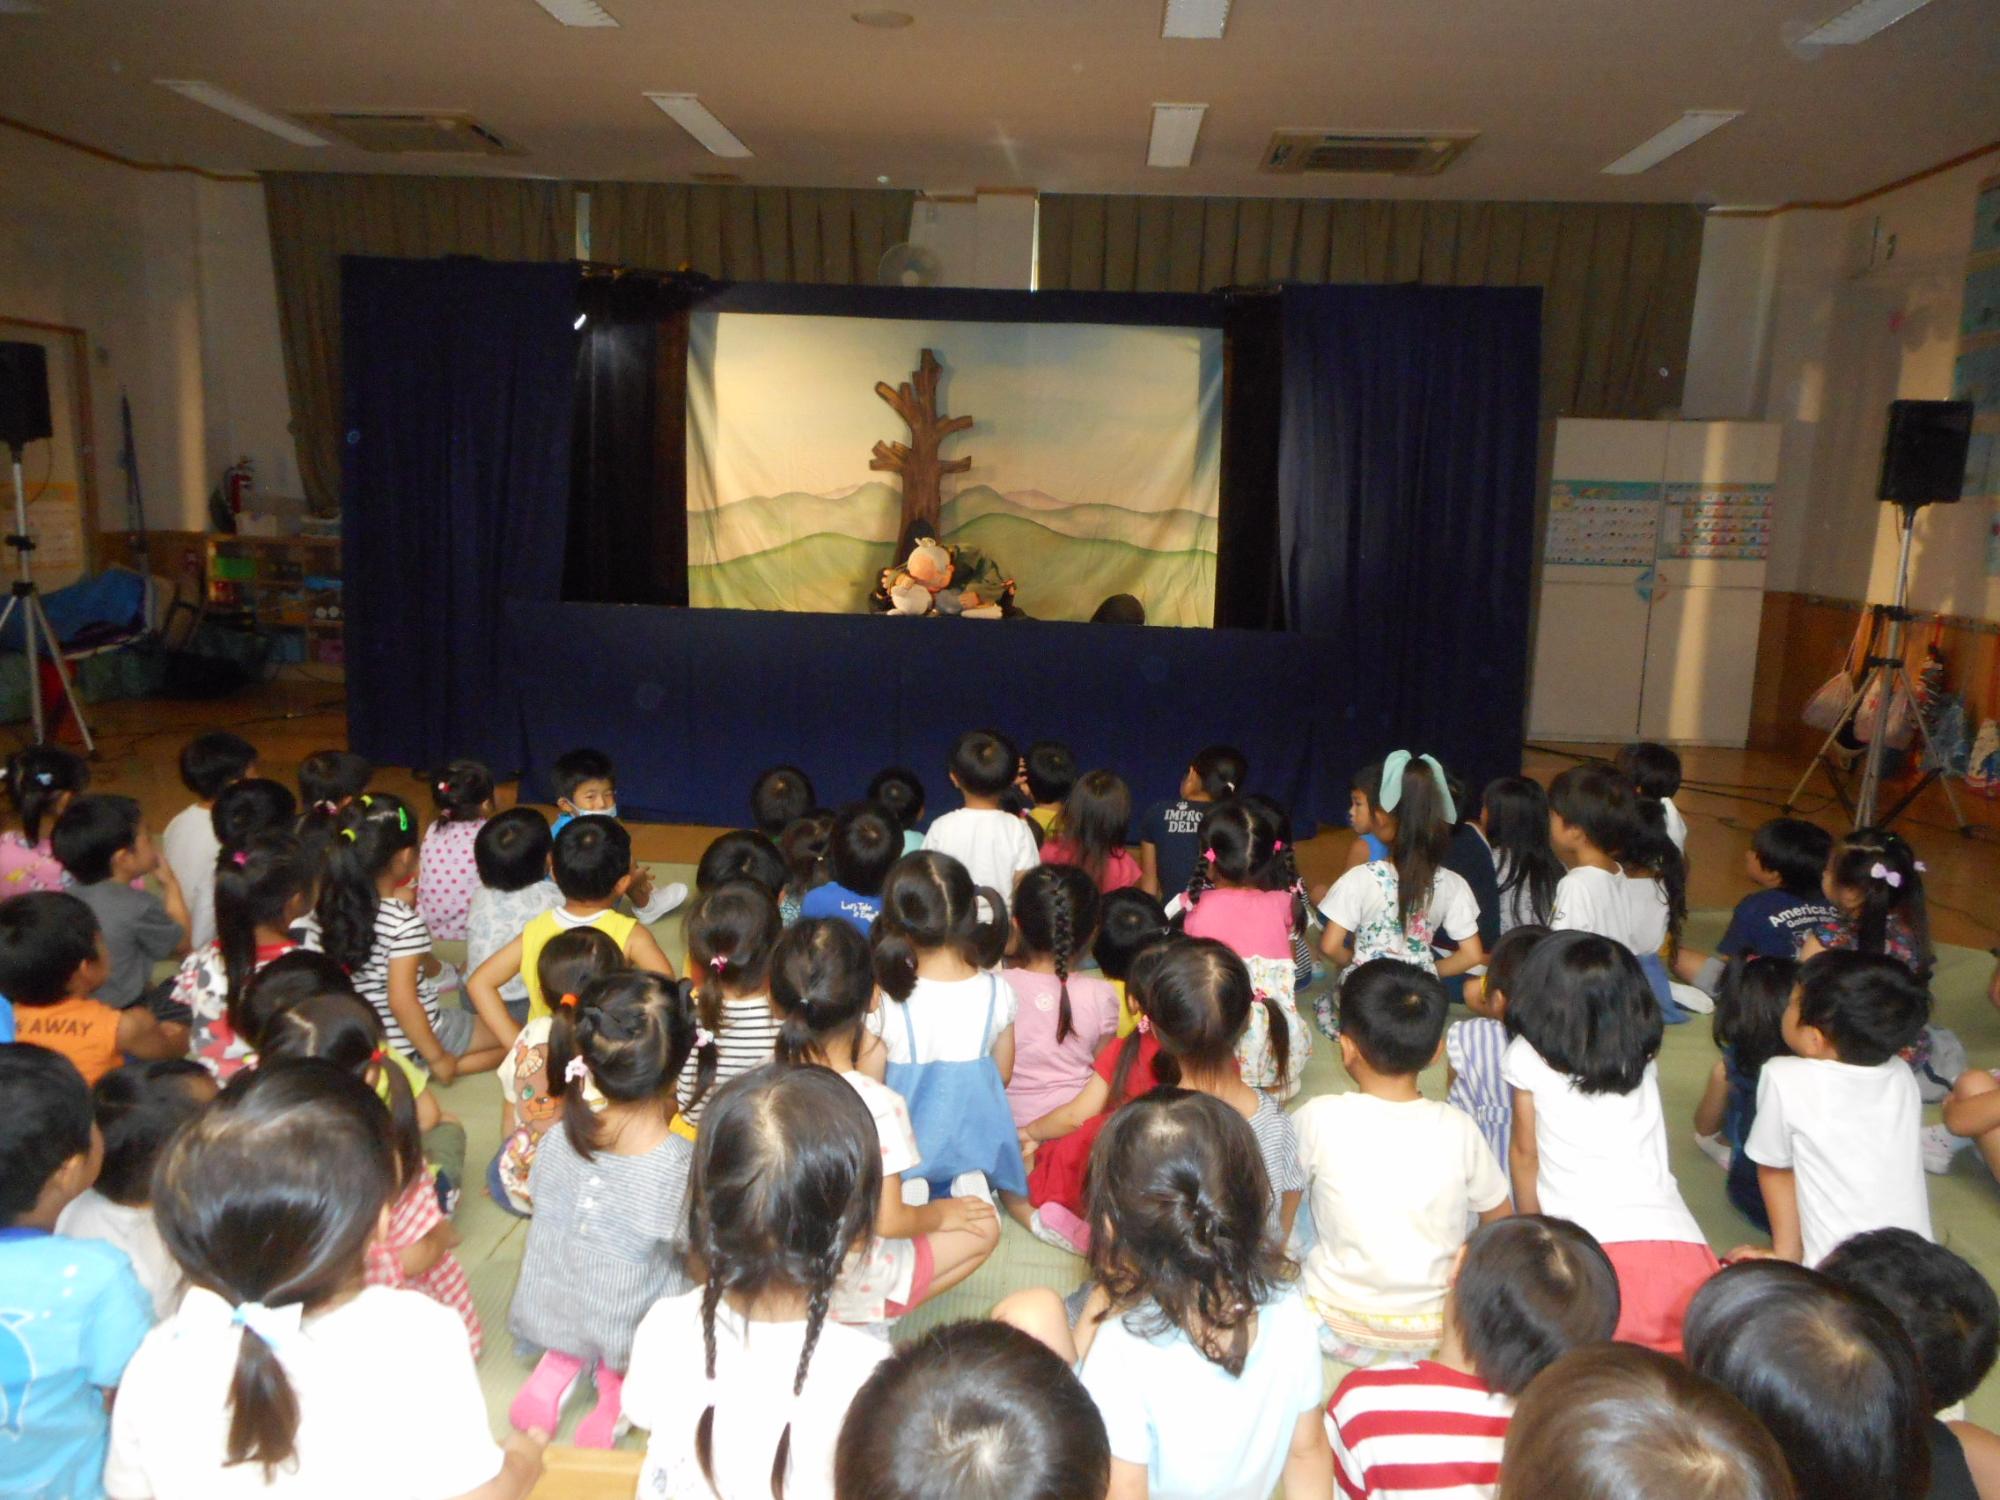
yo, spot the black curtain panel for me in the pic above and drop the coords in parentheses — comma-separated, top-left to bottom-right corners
(1215, 291, 1285, 630)
(341, 256, 581, 771)
(1277, 284, 1542, 794)
(564, 274, 708, 606)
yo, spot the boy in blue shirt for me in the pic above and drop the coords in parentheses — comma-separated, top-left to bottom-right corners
(0, 1042, 153, 1499)
(1717, 818, 1841, 960)
(800, 804, 899, 935)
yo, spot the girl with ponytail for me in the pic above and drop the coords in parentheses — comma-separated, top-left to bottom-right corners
(0, 743, 88, 892)
(1020, 938, 1305, 1256)
(623, 1065, 896, 1500)
(677, 879, 783, 1132)
(259, 994, 482, 1357)
(871, 851, 1028, 1203)
(508, 971, 702, 1447)
(995, 1089, 1332, 1500)
(768, 917, 1000, 1326)
(173, 829, 313, 1080)
(417, 757, 495, 944)
(108, 1061, 544, 1498)
(1318, 752, 1487, 982)
(1003, 864, 1118, 1129)
(303, 792, 504, 1080)
(1180, 798, 1312, 1099)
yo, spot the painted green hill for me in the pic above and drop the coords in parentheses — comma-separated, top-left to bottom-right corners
(946, 512, 1216, 627)
(690, 484, 904, 565)
(940, 485, 1218, 554)
(688, 531, 899, 614)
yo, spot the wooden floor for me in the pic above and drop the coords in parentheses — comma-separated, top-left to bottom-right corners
(63, 680, 2000, 950)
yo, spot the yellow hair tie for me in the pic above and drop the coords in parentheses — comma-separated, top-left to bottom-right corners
(339, 828, 358, 842)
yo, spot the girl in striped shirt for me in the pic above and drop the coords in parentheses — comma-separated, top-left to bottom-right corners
(677, 880, 784, 1132)
(1325, 1216, 1621, 1500)
(1445, 925, 1551, 1175)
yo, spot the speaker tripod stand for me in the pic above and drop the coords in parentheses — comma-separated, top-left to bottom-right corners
(1783, 501, 1964, 835)
(2, 441, 94, 752)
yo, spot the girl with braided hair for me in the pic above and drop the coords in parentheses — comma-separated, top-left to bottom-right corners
(507, 971, 703, 1447)
(1003, 863, 1118, 1129)
(623, 1064, 895, 1500)
(996, 1089, 1331, 1499)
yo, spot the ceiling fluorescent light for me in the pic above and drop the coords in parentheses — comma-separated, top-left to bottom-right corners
(644, 93, 752, 158)
(155, 80, 329, 147)
(1148, 103, 1207, 168)
(1601, 109, 1740, 175)
(1798, 0, 1934, 44)
(530, 0, 619, 25)
(1162, 0, 1230, 40)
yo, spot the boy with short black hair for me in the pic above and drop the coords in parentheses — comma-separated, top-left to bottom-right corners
(1616, 740, 1687, 851)
(0, 1042, 155, 1498)
(51, 794, 188, 1017)
(549, 746, 618, 835)
(800, 804, 899, 935)
(923, 728, 1038, 898)
(1745, 950, 1932, 1264)
(749, 765, 816, 840)
(160, 731, 256, 950)
(1093, 886, 1172, 1037)
(868, 766, 927, 856)
(464, 808, 561, 1025)
(1021, 740, 1077, 836)
(1715, 818, 1841, 962)
(56, 1059, 215, 1317)
(464, 817, 676, 1039)
(0, 891, 183, 1081)
(1294, 959, 1511, 1364)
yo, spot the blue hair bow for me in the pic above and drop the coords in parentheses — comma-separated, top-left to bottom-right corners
(1380, 751, 1456, 825)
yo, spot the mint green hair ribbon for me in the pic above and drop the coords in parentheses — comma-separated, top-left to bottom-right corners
(1379, 751, 1456, 824)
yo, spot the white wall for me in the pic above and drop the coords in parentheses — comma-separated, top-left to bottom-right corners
(907, 192, 1037, 289)
(0, 127, 294, 535)
(1685, 151, 1996, 615)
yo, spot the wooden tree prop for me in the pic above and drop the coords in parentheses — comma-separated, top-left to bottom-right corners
(872, 348, 973, 540)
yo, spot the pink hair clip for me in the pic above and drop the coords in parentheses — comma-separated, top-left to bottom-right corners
(1869, 861, 1903, 889)
(1272, 840, 1286, 854)
(231, 851, 249, 867)
(1203, 849, 1218, 865)
(1914, 859, 1928, 873)
(563, 1056, 591, 1085)
(1135, 1014, 1152, 1034)
(694, 1026, 716, 1050)
(708, 954, 728, 972)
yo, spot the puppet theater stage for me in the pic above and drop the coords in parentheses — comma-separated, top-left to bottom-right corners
(338, 259, 1541, 828)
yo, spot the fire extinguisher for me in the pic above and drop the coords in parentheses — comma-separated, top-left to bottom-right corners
(223, 456, 255, 517)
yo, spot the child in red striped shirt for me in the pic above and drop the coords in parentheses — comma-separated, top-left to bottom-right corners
(1326, 1216, 1620, 1500)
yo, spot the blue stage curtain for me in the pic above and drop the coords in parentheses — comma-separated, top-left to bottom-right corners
(1277, 285, 1542, 794)
(340, 257, 580, 771)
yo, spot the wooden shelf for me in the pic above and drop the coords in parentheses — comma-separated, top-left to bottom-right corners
(206, 533, 344, 668)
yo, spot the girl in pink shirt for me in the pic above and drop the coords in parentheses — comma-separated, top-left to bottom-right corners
(1005, 864, 1120, 1128)
(1181, 796, 1312, 1098)
(0, 745, 87, 895)
(418, 759, 494, 944)
(1039, 770, 1142, 894)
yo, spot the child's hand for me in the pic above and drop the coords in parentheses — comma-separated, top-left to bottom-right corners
(628, 863, 656, 906)
(1722, 1243, 1779, 1264)
(430, 1053, 459, 1085)
(935, 1196, 998, 1235)
(1016, 1130, 1039, 1168)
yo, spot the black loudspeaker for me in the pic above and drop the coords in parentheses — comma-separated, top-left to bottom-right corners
(1878, 398, 1973, 505)
(0, 341, 53, 452)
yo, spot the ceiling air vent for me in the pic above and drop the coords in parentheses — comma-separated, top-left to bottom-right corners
(1261, 131, 1477, 177)
(293, 111, 523, 156)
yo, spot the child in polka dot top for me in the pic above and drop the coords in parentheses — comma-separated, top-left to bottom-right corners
(418, 759, 495, 945)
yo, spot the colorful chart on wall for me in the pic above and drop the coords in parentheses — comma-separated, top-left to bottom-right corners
(1543, 480, 1661, 566)
(1658, 483, 1773, 562)
(684, 311, 1222, 624)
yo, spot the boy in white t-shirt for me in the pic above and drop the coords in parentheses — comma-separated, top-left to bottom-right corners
(922, 729, 1038, 901)
(1294, 959, 1510, 1365)
(1744, 950, 1933, 1266)
(160, 732, 258, 951)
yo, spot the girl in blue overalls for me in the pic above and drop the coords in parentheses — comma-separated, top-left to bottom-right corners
(871, 851, 1029, 1210)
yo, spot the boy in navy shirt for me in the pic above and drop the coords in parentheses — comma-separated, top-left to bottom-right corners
(1717, 818, 1841, 960)
(0, 1043, 153, 1498)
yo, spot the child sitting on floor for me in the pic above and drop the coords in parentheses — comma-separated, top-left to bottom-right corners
(56, 1058, 215, 1319)
(417, 757, 493, 944)
(465, 815, 674, 1042)
(1004, 864, 1119, 1132)
(873, 851, 1028, 1204)
(546, 746, 687, 919)
(923, 730, 1039, 899)
(1179, 797, 1311, 1097)
(1479, 776, 1564, 932)
(1039, 770, 1142, 893)
(1326, 1215, 1622, 1500)
(160, 731, 257, 950)
(464, 807, 561, 1026)
(778, 810, 834, 926)
(107, 1062, 544, 1499)
(800, 803, 899, 935)
(1617, 740, 1688, 854)
(869, 765, 928, 857)
(1296, 959, 1510, 1365)
(623, 1065, 894, 1499)
(1094, 884, 1171, 1037)
(770, 917, 1000, 1325)
(1691, 955, 1797, 1232)
(677, 880, 783, 1132)
(53, 793, 190, 1015)
(1020, 739, 1077, 838)
(1713, 818, 1839, 963)
(749, 763, 816, 840)
(1503, 931, 1716, 1354)
(1447, 924, 1549, 1175)
(173, 829, 312, 1081)
(996, 1090, 1333, 1500)
(1137, 743, 1244, 901)
(295, 748, 373, 868)
(1743, 950, 1931, 1265)
(490, 926, 625, 1216)
(1, 891, 184, 1083)
(0, 743, 88, 894)
(509, 972, 702, 1446)
(0, 1043, 155, 1500)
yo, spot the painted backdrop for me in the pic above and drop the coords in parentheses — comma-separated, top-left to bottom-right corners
(686, 311, 1222, 624)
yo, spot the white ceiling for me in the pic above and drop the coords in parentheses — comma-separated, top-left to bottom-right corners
(0, 0, 1996, 204)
